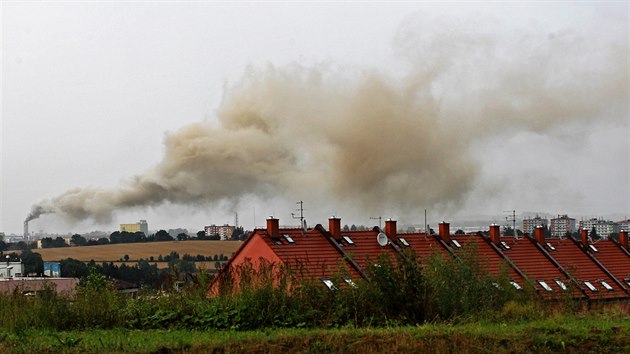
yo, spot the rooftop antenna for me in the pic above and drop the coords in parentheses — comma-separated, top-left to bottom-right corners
(370, 216, 382, 229)
(291, 201, 305, 232)
(504, 210, 517, 239)
(234, 212, 239, 228)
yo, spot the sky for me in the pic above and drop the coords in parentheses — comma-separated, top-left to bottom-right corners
(1, 2, 628, 235)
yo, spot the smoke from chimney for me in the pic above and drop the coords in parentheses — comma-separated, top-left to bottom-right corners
(25, 15, 627, 225)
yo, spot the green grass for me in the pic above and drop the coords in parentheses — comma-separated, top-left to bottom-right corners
(1, 315, 627, 353)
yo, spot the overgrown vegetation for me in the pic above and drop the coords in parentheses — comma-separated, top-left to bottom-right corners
(1, 248, 619, 333)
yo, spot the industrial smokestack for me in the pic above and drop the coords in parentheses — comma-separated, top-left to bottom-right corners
(23, 220, 29, 241)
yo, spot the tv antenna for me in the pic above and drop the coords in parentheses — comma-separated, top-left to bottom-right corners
(291, 201, 306, 231)
(370, 216, 382, 229)
(504, 210, 517, 238)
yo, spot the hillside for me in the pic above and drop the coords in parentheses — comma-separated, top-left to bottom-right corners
(34, 240, 242, 262)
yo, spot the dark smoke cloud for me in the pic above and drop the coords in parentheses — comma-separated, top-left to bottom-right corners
(26, 14, 627, 224)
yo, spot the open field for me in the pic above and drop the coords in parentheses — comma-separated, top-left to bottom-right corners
(34, 240, 242, 262)
(1, 317, 628, 353)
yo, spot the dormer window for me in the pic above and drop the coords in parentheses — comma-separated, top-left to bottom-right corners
(554, 279, 568, 291)
(282, 234, 295, 244)
(600, 280, 614, 291)
(510, 281, 522, 290)
(584, 280, 598, 292)
(546, 242, 556, 251)
(588, 244, 599, 253)
(398, 237, 410, 247)
(538, 280, 552, 292)
(342, 236, 355, 246)
(451, 240, 462, 248)
(500, 241, 511, 250)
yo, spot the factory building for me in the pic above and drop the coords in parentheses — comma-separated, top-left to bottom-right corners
(120, 220, 149, 236)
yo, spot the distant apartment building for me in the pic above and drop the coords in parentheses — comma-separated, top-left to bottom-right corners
(579, 218, 616, 239)
(204, 224, 235, 240)
(550, 215, 576, 237)
(615, 219, 630, 232)
(522, 215, 548, 235)
(120, 220, 149, 236)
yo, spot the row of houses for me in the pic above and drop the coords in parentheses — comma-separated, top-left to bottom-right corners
(215, 217, 629, 301)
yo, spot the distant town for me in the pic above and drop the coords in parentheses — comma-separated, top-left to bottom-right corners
(1, 212, 629, 248)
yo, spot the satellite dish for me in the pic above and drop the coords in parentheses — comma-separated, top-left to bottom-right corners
(377, 232, 388, 247)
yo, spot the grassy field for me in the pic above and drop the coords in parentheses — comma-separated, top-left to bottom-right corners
(34, 240, 242, 262)
(1, 316, 628, 353)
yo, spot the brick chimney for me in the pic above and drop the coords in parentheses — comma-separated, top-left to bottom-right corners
(580, 228, 589, 248)
(619, 230, 628, 249)
(385, 219, 397, 238)
(489, 224, 501, 244)
(534, 225, 545, 244)
(329, 217, 341, 239)
(267, 217, 279, 238)
(439, 222, 451, 243)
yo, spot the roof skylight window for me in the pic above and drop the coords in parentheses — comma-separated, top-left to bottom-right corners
(600, 281, 614, 291)
(321, 279, 336, 290)
(343, 278, 357, 288)
(546, 242, 556, 251)
(342, 236, 355, 246)
(584, 281, 598, 292)
(272, 238, 283, 245)
(282, 234, 295, 244)
(588, 244, 599, 253)
(538, 280, 553, 292)
(625, 278, 630, 287)
(510, 281, 522, 290)
(398, 237, 410, 247)
(451, 240, 462, 248)
(554, 279, 567, 291)
(500, 241, 511, 250)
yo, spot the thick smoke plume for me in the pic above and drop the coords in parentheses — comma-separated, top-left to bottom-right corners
(27, 14, 627, 224)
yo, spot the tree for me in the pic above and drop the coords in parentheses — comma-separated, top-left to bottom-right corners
(60, 258, 89, 278)
(591, 227, 600, 240)
(177, 233, 189, 241)
(196, 230, 206, 239)
(455, 229, 465, 235)
(123, 254, 130, 262)
(155, 230, 173, 242)
(21, 249, 44, 276)
(71, 234, 87, 246)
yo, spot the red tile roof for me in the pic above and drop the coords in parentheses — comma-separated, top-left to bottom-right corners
(544, 238, 628, 299)
(498, 236, 585, 300)
(260, 227, 363, 281)
(451, 234, 528, 289)
(394, 232, 450, 262)
(588, 240, 630, 289)
(331, 228, 399, 272)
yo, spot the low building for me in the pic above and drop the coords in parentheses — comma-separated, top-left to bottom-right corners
(0, 278, 79, 296)
(0, 262, 24, 278)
